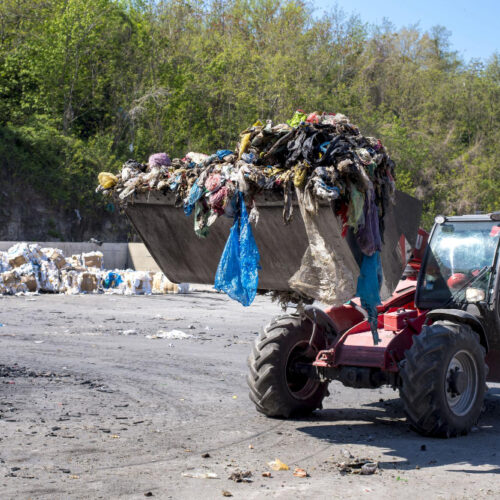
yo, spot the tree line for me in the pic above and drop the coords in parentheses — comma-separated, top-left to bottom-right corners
(1, 0, 498, 229)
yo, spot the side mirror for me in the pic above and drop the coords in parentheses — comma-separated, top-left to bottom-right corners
(466, 288, 486, 303)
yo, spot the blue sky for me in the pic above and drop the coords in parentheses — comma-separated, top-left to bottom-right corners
(312, 0, 499, 61)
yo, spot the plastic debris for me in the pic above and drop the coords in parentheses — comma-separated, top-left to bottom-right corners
(98, 172, 119, 189)
(146, 330, 192, 340)
(228, 471, 253, 483)
(338, 458, 378, 475)
(262, 472, 272, 478)
(268, 459, 289, 471)
(181, 471, 218, 479)
(214, 192, 260, 306)
(293, 468, 308, 478)
(361, 462, 378, 475)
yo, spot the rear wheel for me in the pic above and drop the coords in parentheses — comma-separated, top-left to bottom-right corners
(400, 321, 486, 437)
(247, 315, 328, 417)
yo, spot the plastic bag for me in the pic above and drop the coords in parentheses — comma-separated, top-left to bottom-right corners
(287, 110, 307, 128)
(98, 172, 118, 189)
(289, 188, 359, 305)
(184, 183, 204, 216)
(356, 252, 382, 315)
(356, 252, 382, 343)
(214, 192, 260, 306)
(103, 271, 123, 289)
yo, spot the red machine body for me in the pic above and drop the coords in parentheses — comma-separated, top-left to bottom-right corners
(313, 228, 430, 376)
(314, 282, 427, 373)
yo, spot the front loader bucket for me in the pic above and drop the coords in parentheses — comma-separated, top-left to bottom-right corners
(124, 190, 422, 295)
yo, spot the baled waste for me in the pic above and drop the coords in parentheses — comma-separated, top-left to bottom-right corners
(99, 110, 398, 333)
(0, 242, 187, 296)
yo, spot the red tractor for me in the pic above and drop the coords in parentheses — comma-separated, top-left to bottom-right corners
(248, 212, 500, 437)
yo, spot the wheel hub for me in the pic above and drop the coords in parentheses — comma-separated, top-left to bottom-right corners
(285, 341, 319, 400)
(448, 367, 467, 396)
(445, 350, 479, 417)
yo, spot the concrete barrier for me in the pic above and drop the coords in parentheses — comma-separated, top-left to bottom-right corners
(0, 241, 159, 272)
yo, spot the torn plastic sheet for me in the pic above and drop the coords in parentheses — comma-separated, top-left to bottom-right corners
(289, 188, 359, 305)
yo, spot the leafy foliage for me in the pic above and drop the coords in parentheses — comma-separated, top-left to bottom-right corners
(0, 0, 498, 228)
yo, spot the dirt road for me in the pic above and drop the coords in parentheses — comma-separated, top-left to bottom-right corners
(1, 293, 499, 499)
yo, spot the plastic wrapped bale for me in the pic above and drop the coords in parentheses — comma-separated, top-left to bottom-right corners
(152, 271, 178, 294)
(39, 261, 61, 293)
(69, 254, 83, 267)
(124, 271, 152, 295)
(78, 271, 99, 293)
(102, 270, 126, 294)
(61, 269, 81, 295)
(41, 247, 68, 270)
(17, 262, 40, 293)
(82, 251, 103, 269)
(0, 270, 18, 294)
(28, 243, 45, 264)
(6, 243, 32, 268)
(0, 269, 27, 294)
(0, 252, 10, 272)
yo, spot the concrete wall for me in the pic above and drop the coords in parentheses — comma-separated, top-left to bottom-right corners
(0, 242, 159, 272)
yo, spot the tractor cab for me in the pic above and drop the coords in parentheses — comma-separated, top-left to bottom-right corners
(416, 214, 500, 313)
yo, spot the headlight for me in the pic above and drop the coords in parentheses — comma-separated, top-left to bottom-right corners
(465, 287, 485, 303)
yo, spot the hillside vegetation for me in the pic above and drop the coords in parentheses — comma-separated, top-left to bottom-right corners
(1, 0, 498, 230)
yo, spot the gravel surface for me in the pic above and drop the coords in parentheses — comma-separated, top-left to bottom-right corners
(1, 293, 500, 499)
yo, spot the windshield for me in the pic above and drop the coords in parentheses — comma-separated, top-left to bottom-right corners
(417, 220, 500, 308)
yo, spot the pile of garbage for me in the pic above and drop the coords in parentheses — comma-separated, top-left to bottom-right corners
(98, 111, 395, 243)
(0, 243, 187, 296)
(98, 110, 396, 333)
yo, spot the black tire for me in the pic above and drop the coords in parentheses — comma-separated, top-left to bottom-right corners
(400, 320, 487, 438)
(247, 314, 328, 418)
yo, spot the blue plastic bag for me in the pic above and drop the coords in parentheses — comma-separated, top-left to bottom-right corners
(214, 192, 260, 306)
(356, 251, 382, 342)
(216, 149, 234, 160)
(184, 183, 204, 215)
(104, 271, 123, 289)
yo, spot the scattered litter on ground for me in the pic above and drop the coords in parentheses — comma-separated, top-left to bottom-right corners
(337, 458, 378, 475)
(146, 330, 192, 340)
(121, 329, 138, 336)
(182, 471, 218, 479)
(261, 472, 272, 478)
(293, 467, 308, 478)
(201, 453, 211, 458)
(228, 471, 253, 483)
(268, 459, 289, 471)
(222, 491, 233, 497)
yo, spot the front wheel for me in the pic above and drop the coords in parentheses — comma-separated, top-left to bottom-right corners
(247, 315, 328, 418)
(400, 321, 486, 437)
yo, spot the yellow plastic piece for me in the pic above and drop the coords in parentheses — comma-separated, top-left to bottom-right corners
(268, 459, 289, 471)
(98, 172, 118, 189)
(238, 133, 251, 159)
(293, 165, 308, 188)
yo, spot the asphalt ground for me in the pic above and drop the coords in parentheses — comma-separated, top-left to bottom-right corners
(1, 292, 500, 499)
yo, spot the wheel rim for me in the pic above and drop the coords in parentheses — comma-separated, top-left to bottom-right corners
(285, 340, 320, 400)
(445, 349, 479, 417)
